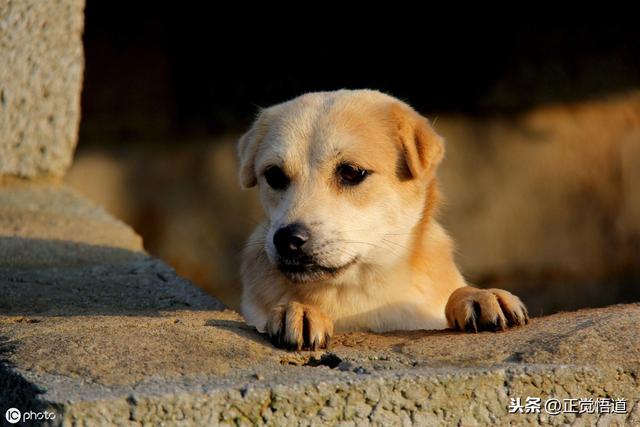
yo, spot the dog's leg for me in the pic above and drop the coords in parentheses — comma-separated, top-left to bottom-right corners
(445, 286, 529, 332)
(265, 302, 334, 351)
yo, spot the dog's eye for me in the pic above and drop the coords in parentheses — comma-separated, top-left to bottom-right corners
(264, 166, 290, 190)
(337, 164, 369, 186)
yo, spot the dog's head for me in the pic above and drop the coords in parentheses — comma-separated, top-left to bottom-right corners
(238, 90, 444, 284)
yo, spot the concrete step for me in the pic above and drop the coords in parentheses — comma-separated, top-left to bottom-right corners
(0, 183, 638, 426)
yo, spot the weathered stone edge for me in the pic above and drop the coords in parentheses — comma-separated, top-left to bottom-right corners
(15, 364, 640, 426)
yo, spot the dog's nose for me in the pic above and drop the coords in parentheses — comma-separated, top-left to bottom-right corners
(273, 223, 310, 257)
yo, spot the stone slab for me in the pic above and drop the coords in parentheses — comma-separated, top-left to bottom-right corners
(0, 183, 638, 426)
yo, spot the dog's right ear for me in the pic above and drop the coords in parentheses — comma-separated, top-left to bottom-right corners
(237, 110, 270, 189)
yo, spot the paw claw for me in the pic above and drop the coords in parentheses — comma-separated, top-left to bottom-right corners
(324, 333, 332, 350)
(464, 314, 478, 333)
(266, 303, 333, 351)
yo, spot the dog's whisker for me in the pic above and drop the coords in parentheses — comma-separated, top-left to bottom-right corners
(338, 228, 412, 235)
(376, 240, 404, 256)
(242, 241, 266, 250)
(334, 239, 405, 257)
(334, 240, 386, 250)
(381, 243, 405, 258)
(329, 249, 359, 261)
(381, 238, 411, 251)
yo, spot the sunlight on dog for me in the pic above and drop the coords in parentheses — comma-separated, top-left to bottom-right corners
(238, 90, 529, 350)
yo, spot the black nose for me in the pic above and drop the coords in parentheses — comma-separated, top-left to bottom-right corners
(273, 223, 310, 258)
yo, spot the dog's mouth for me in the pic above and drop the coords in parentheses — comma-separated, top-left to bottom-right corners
(277, 257, 359, 283)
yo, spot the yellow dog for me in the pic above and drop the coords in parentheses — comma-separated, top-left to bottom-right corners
(238, 90, 528, 350)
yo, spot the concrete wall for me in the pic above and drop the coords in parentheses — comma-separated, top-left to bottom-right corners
(0, 0, 85, 178)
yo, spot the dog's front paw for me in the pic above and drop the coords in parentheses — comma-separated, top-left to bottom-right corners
(265, 302, 333, 351)
(445, 287, 529, 332)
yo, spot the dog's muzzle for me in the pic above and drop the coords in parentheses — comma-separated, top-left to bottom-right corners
(272, 222, 357, 283)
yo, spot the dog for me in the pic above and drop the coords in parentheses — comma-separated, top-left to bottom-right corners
(238, 90, 528, 350)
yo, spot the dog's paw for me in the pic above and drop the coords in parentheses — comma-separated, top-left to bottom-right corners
(265, 302, 334, 351)
(445, 287, 529, 332)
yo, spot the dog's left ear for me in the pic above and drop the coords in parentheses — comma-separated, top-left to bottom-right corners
(237, 109, 271, 189)
(390, 103, 444, 180)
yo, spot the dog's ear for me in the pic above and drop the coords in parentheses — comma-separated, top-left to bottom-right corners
(390, 103, 444, 180)
(237, 110, 271, 189)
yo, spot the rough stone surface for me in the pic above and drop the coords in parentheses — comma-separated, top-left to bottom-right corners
(0, 182, 220, 312)
(0, 0, 85, 178)
(2, 304, 639, 426)
(0, 183, 639, 426)
(0, 181, 142, 264)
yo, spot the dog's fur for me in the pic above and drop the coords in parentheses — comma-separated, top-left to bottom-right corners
(238, 90, 528, 350)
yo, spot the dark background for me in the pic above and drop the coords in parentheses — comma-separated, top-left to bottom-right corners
(80, 4, 640, 144)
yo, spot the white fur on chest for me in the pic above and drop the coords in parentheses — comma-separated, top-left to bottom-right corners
(296, 269, 448, 332)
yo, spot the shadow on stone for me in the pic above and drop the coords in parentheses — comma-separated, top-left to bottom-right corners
(0, 335, 49, 419)
(0, 236, 223, 317)
(204, 318, 272, 347)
